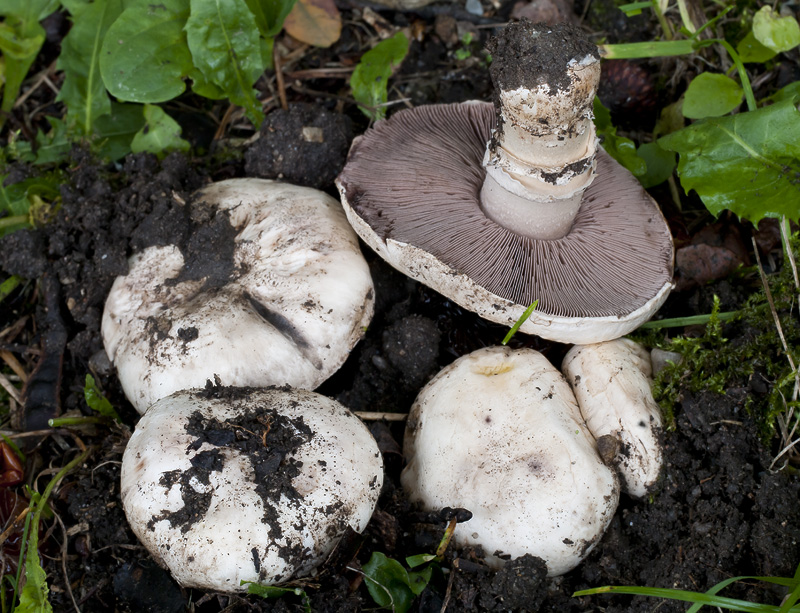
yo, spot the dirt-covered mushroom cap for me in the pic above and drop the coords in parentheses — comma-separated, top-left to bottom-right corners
(562, 338, 664, 498)
(120, 385, 384, 591)
(401, 346, 619, 575)
(336, 23, 674, 345)
(102, 179, 374, 413)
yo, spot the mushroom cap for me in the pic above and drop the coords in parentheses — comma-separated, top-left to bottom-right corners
(401, 346, 619, 575)
(562, 338, 664, 498)
(336, 102, 674, 344)
(102, 179, 374, 413)
(120, 386, 384, 591)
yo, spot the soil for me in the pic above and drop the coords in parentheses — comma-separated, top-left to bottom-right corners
(1, 3, 799, 613)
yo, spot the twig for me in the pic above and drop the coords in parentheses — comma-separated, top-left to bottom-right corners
(54, 511, 80, 613)
(0, 506, 31, 544)
(273, 44, 289, 111)
(0, 371, 23, 404)
(0, 349, 28, 382)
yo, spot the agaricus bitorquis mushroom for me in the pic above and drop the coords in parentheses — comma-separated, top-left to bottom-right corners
(121, 384, 384, 591)
(562, 338, 664, 498)
(102, 179, 375, 413)
(336, 21, 674, 344)
(401, 346, 619, 575)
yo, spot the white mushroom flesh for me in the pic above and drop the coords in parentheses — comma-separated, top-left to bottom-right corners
(120, 386, 384, 591)
(401, 346, 619, 576)
(562, 338, 664, 498)
(102, 179, 374, 413)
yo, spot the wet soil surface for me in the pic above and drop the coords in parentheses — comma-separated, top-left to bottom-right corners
(1, 6, 799, 613)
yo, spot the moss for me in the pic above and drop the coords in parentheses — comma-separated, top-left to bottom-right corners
(637, 233, 799, 440)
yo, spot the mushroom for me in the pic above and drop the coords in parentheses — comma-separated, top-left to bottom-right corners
(121, 385, 384, 591)
(401, 346, 619, 575)
(336, 22, 674, 344)
(562, 338, 664, 498)
(102, 179, 374, 413)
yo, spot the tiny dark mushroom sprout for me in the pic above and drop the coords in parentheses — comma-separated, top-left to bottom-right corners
(336, 21, 675, 345)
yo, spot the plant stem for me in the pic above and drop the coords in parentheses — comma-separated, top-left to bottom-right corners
(599, 40, 695, 59)
(639, 311, 738, 329)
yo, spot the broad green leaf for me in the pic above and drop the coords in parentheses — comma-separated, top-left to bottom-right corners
(362, 552, 416, 613)
(185, 0, 265, 126)
(100, 0, 193, 103)
(737, 30, 777, 63)
(0, 0, 60, 23)
(637, 141, 676, 188)
(244, 0, 298, 38)
(90, 101, 146, 161)
(58, 0, 126, 135)
(682, 73, 743, 119)
(752, 6, 800, 54)
(84, 374, 121, 421)
(350, 31, 409, 122)
(241, 582, 312, 612)
(770, 81, 800, 104)
(406, 553, 436, 569)
(407, 565, 433, 596)
(130, 104, 190, 158)
(593, 97, 647, 176)
(283, 0, 341, 48)
(659, 99, 800, 224)
(0, 21, 45, 116)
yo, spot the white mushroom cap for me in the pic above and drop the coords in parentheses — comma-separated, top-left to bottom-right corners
(120, 386, 384, 591)
(102, 179, 374, 413)
(401, 346, 619, 576)
(562, 338, 664, 498)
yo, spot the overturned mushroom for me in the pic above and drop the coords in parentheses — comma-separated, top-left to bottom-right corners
(102, 179, 374, 413)
(121, 385, 384, 591)
(337, 22, 674, 344)
(562, 338, 664, 498)
(401, 346, 619, 575)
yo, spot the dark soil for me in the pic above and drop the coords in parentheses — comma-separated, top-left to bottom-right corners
(1, 3, 799, 613)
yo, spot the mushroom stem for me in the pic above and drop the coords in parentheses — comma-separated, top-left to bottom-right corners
(479, 22, 601, 240)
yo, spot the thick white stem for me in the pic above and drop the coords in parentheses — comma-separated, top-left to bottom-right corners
(480, 51, 602, 240)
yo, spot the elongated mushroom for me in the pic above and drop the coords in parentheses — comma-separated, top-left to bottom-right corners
(401, 346, 619, 575)
(121, 385, 384, 591)
(562, 338, 664, 498)
(337, 22, 674, 344)
(102, 179, 374, 413)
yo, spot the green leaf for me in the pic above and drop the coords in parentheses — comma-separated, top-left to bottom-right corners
(0, 21, 45, 118)
(593, 97, 647, 176)
(244, 0, 298, 38)
(659, 99, 800, 224)
(636, 141, 676, 188)
(58, 0, 126, 135)
(185, 0, 266, 126)
(350, 31, 409, 122)
(737, 30, 777, 63)
(33, 117, 72, 165)
(407, 565, 433, 596)
(362, 552, 416, 613)
(0, 0, 60, 23)
(100, 0, 193, 103)
(682, 73, 743, 119)
(92, 102, 147, 161)
(15, 517, 52, 613)
(770, 81, 800, 104)
(752, 6, 800, 54)
(84, 374, 120, 421)
(130, 104, 189, 158)
(405, 553, 436, 569)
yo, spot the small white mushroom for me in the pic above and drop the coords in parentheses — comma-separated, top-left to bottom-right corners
(401, 346, 619, 576)
(562, 338, 664, 498)
(102, 179, 374, 413)
(121, 386, 384, 591)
